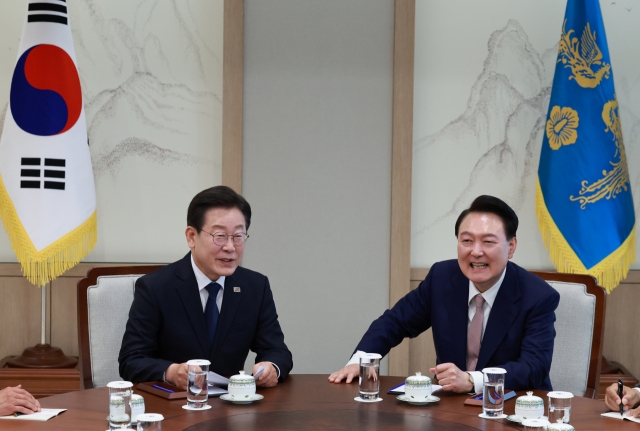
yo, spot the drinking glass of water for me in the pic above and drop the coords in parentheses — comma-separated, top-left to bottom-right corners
(187, 359, 210, 408)
(482, 367, 506, 417)
(547, 391, 573, 424)
(107, 381, 133, 429)
(137, 413, 164, 430)
(359, 353, 382, 400)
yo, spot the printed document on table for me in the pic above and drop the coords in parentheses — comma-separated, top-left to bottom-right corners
(208, 385, 228, 396)
(388, 384, 442, 394)
(208, 370, 230, 395)
(0, 409, 67, 421)
(601, 412, 640, 423)
(208, 371, 229, 386)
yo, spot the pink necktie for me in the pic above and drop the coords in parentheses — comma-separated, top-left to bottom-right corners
(466, 294, 485, 371)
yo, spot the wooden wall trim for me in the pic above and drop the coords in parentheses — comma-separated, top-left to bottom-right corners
(222, 0, 244, 193)
(388, 0, 415, 377)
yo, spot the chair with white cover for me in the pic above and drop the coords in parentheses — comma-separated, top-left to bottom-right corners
(532, 271, 606, 398)
(77, 265, 163, 389)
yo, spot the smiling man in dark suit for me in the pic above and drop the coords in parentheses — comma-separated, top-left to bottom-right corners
(329, 195, 560, 393)
(119, 186, 292, 388)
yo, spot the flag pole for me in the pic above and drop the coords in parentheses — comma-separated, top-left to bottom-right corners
(6, 283, 77, 368)
(41, 284, 46, 345)
(0, 0, 95, 369)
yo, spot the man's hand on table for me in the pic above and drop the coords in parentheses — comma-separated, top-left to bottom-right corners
(165, 363, 189, 389)
(328, 364, 359, 384)
(253, 362, 278, 387)
(604, 383, 640, 418)
(0, 385, 41, 416)
(430, 363, 474, 393)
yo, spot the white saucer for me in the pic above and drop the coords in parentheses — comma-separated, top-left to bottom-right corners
(354, 396, 383, 403)
(396, 394, 441, 405)
(220, 393, 264, 404)
(182, 404, 212, 411)
(478, 413, 507, 419)
(506, 415, 548, 424)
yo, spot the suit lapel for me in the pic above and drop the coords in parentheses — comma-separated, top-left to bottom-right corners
(449, 268, 471, 369)
(174, 253, 209, 356)
(211, 270, 243, 356)
(476, 262, 521, 370)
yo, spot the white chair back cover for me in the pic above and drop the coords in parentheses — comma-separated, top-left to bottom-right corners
(546, 280, 596, 396)
(87, 274, 141, 388)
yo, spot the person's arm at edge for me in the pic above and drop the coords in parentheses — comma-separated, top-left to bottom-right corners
(0, 386, 41, 416)
(604, 383, 640, 417)
(329, 265, 437, 383)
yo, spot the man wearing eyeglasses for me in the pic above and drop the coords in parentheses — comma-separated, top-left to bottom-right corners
(119, 186, 292, 388)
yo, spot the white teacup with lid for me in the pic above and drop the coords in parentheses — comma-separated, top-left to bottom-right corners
(405, 372, 432, 401)
(228, 371, 256, 400)
(515, 391, 545, 420)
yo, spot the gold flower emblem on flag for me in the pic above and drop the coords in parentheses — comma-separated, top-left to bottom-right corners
(546, 106, 579, 150)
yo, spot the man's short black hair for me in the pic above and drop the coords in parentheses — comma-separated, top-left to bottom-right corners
(187, 186, 252, 232)
(454, 195, 518, 240)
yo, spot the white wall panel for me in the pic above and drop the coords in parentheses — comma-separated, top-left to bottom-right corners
(243, 0, 394, 374)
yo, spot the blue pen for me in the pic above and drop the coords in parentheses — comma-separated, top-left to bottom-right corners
(152, 383, 174, 393)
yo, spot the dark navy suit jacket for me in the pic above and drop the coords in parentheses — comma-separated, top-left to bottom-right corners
(355, 260, 560, 391)
(118, 253, 292, 382)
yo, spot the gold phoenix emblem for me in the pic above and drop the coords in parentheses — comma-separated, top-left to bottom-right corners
(546, 106, 579, 150)
(570, 96, 630, 209)
(558, 20, 611, 88)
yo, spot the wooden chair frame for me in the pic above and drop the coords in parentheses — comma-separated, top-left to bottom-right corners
(532, 271, 606, 399)
(77, 265, 164, 389)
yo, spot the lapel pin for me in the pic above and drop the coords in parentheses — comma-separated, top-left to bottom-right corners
(233, 287, 241, 293)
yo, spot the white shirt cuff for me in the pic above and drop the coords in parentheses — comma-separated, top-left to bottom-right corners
(469, 371, 484, 394)
(269, 362, 281, 378)
(346, 350, 367, 366)
(634, 387, 640, 395)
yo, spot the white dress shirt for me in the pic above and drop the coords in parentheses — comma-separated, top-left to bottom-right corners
(346, 268, 507, 395)
(192, 255, 225, 312)
(466, 268, 506, 394)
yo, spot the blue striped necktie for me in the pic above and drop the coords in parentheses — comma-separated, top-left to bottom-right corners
(204, 282, 221, 347)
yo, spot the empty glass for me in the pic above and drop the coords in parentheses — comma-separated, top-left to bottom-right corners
(187, 359, 210, 408)
(107, 381, 133, 429)
(137, 413, 164, 430)
(482, 368, 506, 417)
(359, 353, 382, 400)
(548, 391, 573, 424)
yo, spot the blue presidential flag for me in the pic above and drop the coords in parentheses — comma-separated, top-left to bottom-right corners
(536, 0, 635, 293)
(0, 2, 96, 286)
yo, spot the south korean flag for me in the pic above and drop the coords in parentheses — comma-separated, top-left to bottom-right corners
(0, 1, 97, 286)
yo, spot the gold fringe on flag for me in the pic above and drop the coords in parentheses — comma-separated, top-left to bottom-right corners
(535, 179, 635, 293)
(0, 175, 97, 286)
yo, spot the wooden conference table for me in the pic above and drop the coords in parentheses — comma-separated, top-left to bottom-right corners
(3, 375, 637, 430)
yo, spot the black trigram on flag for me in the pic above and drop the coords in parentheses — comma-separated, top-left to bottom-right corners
(20, 158, 66, 190)
(28, 1, 68, 26)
